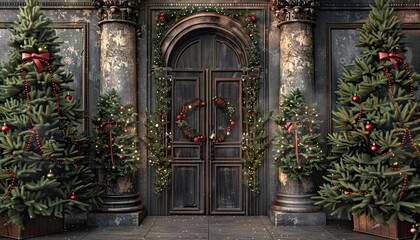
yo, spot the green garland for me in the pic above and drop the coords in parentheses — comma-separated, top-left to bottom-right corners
(144, 67, 172, 194)
(175, 97, 236, 143)
(154, 6, 260, 66)
(241, 67, 270, 194)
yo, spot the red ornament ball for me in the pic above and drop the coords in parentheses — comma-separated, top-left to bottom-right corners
(304, 106, 309, 110)
(250, 15, 256, 22)
(352, 95, 360, 102)
(365, 122, 374, 131)
(70, 193, 77, 200)
(65, 94, 72, 100)
(119, 155, 124, 160)
(410, 226, 417, 234)
(230, 121, 235, 127)
(309, 129, 314, 133)
(304, 155, 309, 160)
(201, 102, 206, 106)
(176, 115, 182, 120)
(2, 124, 9, 133)
(193, 137, 199, 143)
(120, 106, 124, 111)
(371, 144, 379, 152)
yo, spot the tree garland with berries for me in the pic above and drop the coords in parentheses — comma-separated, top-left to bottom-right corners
(272, 89, 324, 180)
(91, 89, 141, 184)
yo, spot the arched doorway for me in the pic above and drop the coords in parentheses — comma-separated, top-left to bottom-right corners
(161, 13, 251, 214)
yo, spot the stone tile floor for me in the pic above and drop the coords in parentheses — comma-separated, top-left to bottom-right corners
(1, 215, 393, 240)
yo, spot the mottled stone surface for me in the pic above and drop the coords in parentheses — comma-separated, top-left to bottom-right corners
(87, 210, 147, 227)
(279, 22, 314, 99)
(100, 22, 137, 106)
(270, 210, 327, 226)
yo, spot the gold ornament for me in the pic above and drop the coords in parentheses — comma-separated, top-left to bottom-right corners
(47, 169, 55, 179)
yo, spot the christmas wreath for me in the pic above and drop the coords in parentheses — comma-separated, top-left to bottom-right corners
(176, 96, 235, 143)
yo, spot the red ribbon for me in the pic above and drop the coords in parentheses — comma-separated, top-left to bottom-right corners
(285, 121, 301, 165)
(101, 121, 116, 166)
(22, 52, 50, 73)
(378, 52, 404, 70)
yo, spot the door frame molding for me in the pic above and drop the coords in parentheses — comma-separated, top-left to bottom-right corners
(160, 12, 251, 67)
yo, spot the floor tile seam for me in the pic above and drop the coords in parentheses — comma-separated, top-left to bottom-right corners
(317, 225, 338, 240)
(143, 216, 160, 239)
(258, 215, 275, 240)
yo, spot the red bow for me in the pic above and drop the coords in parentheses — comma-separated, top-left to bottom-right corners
(378, 52, 403, 61)
(378, 52, 404, 70)
(22, 52, 50, 73)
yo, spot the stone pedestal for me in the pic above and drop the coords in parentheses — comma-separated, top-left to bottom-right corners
(270, 170, 326, 226)
(88, 172, 146, 226)
(87, 210, 147, 227)
(270, 211, 326, 226)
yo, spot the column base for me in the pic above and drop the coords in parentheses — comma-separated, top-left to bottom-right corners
(270, 210, 326, 226)
(87, 209, 147, 226)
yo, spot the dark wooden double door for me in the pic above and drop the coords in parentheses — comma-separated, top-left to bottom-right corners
(169, 31, 245, 214)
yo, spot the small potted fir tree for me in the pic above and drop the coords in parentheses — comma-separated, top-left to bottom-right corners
(90, 89, 144, 214)
(271, 88, 325, 225)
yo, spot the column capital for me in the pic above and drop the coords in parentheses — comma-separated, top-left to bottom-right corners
(271, 0, 319, 26)
(93, 0, 140, 25)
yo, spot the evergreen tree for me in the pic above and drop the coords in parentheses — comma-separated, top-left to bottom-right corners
(0, 0, 102, 228)
(91, 89, 141, 184)
(272, 89, 324, 180)
(314, 0, 420, 227)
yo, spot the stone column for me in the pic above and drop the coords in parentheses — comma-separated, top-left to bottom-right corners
(95, 0, 138, 105)
(270, 0, 325, 226)
(88, 0, 146, 227)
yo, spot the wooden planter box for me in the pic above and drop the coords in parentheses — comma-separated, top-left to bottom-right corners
(0, 215, 63, 239)
(353, 214, 413, 240)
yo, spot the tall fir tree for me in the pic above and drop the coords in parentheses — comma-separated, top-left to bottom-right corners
(91, 89, 141, 184)
(314, 0, 420, 228)
(272, 89, 324, 180)
(0, 0, 102, 228)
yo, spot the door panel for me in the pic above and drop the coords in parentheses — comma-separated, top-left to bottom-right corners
(169, 31, 244, 214)
(172, 164, 202, 212)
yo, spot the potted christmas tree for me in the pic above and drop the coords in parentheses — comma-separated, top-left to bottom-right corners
(0, 0, 102, 238)
(271, 88, 325, 222)
(314, 0, 420, 238)
(90, 89, 144, 215)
